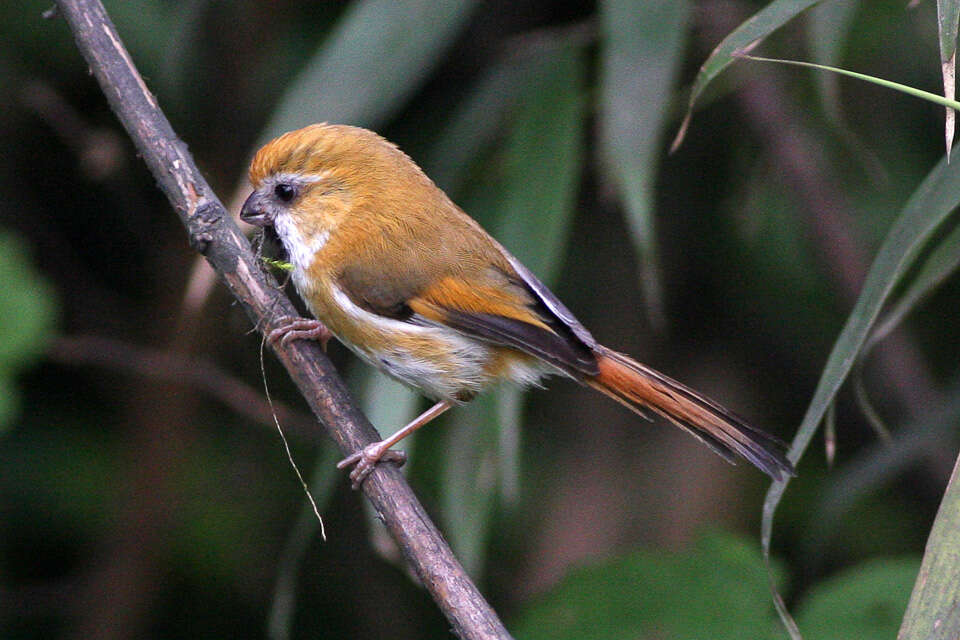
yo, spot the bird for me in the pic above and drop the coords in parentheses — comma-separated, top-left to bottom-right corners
(240, 123, 794, 488)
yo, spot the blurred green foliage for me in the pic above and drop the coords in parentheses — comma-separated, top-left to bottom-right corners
(2, 0, 960, 638)
(514, 532, 785, 640)
(0, 233, 56, 428)
(797, 557, 919, 640)
(515, 532, 917, 640)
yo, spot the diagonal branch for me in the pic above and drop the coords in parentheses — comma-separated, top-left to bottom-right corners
(53, 1, 511, 638)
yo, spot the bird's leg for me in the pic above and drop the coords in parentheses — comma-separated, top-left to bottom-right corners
(267, 316, 332, 350)
(338, 400, 452, 489)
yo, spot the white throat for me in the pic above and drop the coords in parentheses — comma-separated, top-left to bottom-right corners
(274, 213, 329, 296)
(274, 215, 328, 270)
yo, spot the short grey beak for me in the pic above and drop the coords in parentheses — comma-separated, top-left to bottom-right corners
(239, 191, 273, 227)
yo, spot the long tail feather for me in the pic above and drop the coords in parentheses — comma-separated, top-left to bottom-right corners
(586, 346, 795, 481)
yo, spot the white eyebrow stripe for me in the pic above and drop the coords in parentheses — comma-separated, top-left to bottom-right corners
(267, 171, 331, 186)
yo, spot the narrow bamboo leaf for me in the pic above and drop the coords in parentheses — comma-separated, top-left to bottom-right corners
(350, 364, 423, 571)
(762, 154, 960, 636)
(441, 46, 588, 575)
(421, 56, 531, 193)
(259, 0, 478, 142)
(938, 0, 960, 61)
(871, 215, 960, 344)
(807, 0, 859, 121)
(937, 0, 960, 160)
(599, 0, 690, 330)
(671, 0, 824, 151)
(807, 0, 886, 183)
(899, 453, 960, 640)
(441, 392, 502, 576)
(943, 55, 956, 160)
(938, 0, 960, 158)
(852, 366, 892, 442)
(491, 49, 587, 281)
(813, 380, 960, 541)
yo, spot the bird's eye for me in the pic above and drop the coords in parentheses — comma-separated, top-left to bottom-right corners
(274, 183, 296, 202)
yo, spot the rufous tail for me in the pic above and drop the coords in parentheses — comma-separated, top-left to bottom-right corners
(586, 346, 794, 481)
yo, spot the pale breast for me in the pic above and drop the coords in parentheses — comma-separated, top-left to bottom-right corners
(322, 280, 501, 401)
(281, 216, 551, 400)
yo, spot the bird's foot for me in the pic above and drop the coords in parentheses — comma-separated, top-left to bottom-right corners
(337, 442, 407, 489)
(267, 316, 332, 350)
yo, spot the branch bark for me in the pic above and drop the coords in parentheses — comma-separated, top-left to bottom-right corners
(53, 1, 512, 638)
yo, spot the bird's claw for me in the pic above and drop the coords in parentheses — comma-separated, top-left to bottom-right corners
(267, 316, 332, 350)
(337, 442, 407, 489)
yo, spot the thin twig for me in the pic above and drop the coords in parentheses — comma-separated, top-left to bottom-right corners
(49, 334, 321, 441)
(53, 1, 512, 638)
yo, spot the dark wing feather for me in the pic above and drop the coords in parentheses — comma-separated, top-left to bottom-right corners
(337, 249, 599, 378)
(501, 253, 597, 349)
(425, 306, 598, 377)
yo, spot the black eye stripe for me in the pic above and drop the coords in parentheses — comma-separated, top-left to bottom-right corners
(274, 183, 296, 202)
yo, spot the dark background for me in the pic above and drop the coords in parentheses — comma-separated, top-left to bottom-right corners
(1, 0, 956, 638)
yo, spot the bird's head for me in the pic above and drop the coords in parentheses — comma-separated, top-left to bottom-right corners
(240, 124, 433, 249)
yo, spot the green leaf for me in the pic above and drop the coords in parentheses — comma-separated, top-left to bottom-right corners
(353, 365, 422, 443)
(259, 0, 478, 142)
(871, 202, 960, 347)
(513, 532, 782, 640)
(439, 45, 588, 576)
(421, 56, 531, 194)
(806, 0, 886, 184)
(440, 392, 503, 576)
(940, 0, 960, 63)
(599, 0, 690, 330)
(807, 0, 859, 110)
(351, 354, 424, 561)
(812, 381, 960, 548)
(900, 453, 960, 640)
(796, 558, 919, 640)
(262, 257, 293, 272)
(671, 0, 825, 151)
(938, 0, 960, 158)
(487, 48, 587, 282)
(763, 155, 960, 633)
(0, 232, 57, 429)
